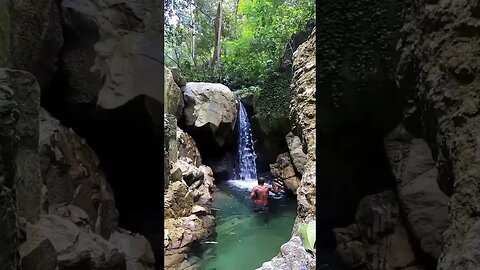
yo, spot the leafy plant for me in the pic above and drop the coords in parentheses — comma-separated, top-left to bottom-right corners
(298, 220, 316, 251)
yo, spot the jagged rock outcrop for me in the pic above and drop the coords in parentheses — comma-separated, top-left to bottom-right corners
(170, 67, 187, 88)
(289, 27, 316, 226)
(20, 206, 126, 270)
(0, 0, 63, 89)
(40, 109, 118, 239)
(110, 229, 156, 270)
(20, 205, 155, 270)
(177, 128, 202, 167)
(384, 125, 449, 261)
(258, 236, 316, 270)
(279, 20, 316, 74)
(57, 0, 162, 110)
(285, 132, 307, 175)
(183, 82, 238, 149)
(7, 69, 42, 223)
(163, 110, 216, 269)
(334, 191, 422, 270)
(396, 1, 480, 269)
(165, 66, 184, 119)
(0, 68, 23, 270)
(40, 0, 164, 132)
(270, 153, 301, 194)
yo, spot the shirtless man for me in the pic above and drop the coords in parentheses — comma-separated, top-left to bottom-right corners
(250, 177, 280, 212)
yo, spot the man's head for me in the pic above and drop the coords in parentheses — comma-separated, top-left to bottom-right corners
(258, 177, 266, 185)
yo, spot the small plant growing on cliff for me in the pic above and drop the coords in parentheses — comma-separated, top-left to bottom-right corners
(298, 220, 316, 251)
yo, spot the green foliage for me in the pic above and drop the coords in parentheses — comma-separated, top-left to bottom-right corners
(298, 220, 316, 251)
(222, 0, 315, 87)
(235, 85, 262, 99)
(164, 0, 315, 87)
(254, 75, 291, 122)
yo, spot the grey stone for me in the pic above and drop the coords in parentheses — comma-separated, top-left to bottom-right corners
(183, 82, 238, 148)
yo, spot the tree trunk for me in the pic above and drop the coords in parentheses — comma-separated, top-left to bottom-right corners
(191, 0, 196, 65)
(211, 0, 223, 68)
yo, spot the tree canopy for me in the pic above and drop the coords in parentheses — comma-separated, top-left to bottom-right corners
(164, 0, 315, 88)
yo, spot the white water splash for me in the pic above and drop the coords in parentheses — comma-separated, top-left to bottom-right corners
(237, 103, 257, 180)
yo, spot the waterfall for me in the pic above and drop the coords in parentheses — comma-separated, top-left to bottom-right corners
(237, 102, 257, 180)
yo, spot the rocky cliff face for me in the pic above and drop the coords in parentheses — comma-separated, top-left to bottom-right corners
(318, 0, 480, 269)
(163, 68, 218, 270)
(259, 27, 317, 270)
(0, 68, 155, 270)
(397, 1, 480, 268)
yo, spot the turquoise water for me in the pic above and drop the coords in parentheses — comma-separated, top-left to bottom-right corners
(193, 181, 297, 270)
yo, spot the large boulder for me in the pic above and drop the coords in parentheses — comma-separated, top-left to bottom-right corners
(384, 125, 448, 261)
(270, 153, 300, 194)
(0, 0, 63, 89)
(47, 0, 162, 122)
(109, 229, 155, 270)
(396, 1, 480, 268)
(285, 132, 307, 175)
(334, 191, 421, 270)
(19, 212, 125, 270)
(257, 236, 316, 270)
(183, 82, 238, 149)
(40, 109, 118, 239)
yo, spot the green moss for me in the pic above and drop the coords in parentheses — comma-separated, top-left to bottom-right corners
(254, 74, 292, 126)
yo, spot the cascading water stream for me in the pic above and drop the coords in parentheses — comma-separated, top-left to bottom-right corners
(227, 102, 259, 190)
(237, 102, 257, 180)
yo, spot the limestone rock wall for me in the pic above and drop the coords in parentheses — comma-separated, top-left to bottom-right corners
(396, 1, 480, 268)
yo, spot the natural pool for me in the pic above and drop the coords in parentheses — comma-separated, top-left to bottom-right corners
(192, 180, 297, 270)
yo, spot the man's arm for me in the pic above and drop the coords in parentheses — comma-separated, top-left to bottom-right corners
(250, 187, 256, 199)
(269, 182, 281, 193)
